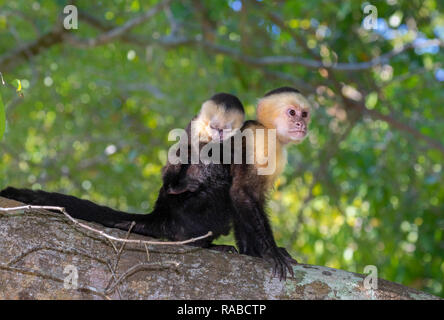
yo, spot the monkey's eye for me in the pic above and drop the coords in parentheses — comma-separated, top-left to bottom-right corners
(302, 111, 308, 118)
(287, 109, 296, 117)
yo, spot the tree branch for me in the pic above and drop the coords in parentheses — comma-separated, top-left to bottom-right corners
(70, 12, 443, 71)
(353, 99, 444, 156)
(0, 196, 440, 300)
(66, 0, 172, 48)
(0, 26, 65, 71)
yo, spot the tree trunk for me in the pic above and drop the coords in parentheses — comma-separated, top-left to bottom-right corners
(0, 197, 439, 300)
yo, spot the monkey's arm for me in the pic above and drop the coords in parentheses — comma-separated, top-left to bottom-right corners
(230, 184, 295, 280)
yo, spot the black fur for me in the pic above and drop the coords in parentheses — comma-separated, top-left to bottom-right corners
(0, 93, 244, 250)
(229, 120, 298, 280)
(0, 92, 297, 279)
(263, 86, 300, 97)
(1, 168, 233, 248)
(209, 93, 244, 113)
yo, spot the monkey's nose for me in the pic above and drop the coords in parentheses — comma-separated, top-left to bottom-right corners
(294, 121, 304, 130)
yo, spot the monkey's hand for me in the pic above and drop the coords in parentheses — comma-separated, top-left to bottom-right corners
(264, 247, 295, 281)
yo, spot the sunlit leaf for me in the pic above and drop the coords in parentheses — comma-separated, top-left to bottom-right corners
(12, 79, 23, 97)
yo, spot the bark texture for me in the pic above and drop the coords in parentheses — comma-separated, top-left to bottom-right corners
(0, 196, 439, 300)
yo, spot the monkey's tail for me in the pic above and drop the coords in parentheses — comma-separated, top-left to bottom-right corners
(0, 186, 166, 239)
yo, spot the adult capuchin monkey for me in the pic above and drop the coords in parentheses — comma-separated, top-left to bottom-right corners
(0, 93, 245, 252)
(230, 86, 311, 280)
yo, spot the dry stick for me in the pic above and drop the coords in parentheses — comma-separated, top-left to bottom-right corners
(0, 205, 213, 246)
(1, 240, 179, 299)
(5, 243, 129, 284)
(105, 261, 180, 295)
(1, 205, 185, 299)
(3, 244, 131, 299)
(107, 238, 119, 253)
(0, 264, 111, 300)
(66, 0, 172, 48)
(144, 243, 150, 261)
(7, 245, 121, 299)
(106, 263, 123, 300)
(7, 245, 109, 268)
(108, 224, 136, 299)
(107, 221, 137, 298)
(113, 221, 136, 265)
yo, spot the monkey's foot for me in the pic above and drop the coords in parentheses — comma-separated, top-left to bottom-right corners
(278, 247, 298, 265)
(209, 244, 239, 254)
(264, 247, 296, 281)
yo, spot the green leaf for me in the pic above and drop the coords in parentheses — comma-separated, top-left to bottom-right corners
(12, 79, 23, 97)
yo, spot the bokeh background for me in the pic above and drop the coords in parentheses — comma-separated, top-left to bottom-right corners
(0, 0, 443, 297)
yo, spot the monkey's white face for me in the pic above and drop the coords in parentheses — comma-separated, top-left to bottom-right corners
(258, 92, 311, 145)
(197, 100, 245, 143)
(275, 104, 310, 144)
(206, 119, 237, 142)
(257, 92, 311, 145)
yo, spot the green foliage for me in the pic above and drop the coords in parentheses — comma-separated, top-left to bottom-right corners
(0, 77, 24, 140)
(0, 0, 443, 297)
(0, 91, 4, 141)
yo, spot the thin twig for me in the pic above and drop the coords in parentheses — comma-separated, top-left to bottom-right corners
(115, 220, 136, 268)
(0, 205, 213, 246)
(106, 220, 137, 298)
(65, 0, 172, 48)
(105, 261, 180, 295)
(6, 245, 108, 267)
(144, 243, 150, 261)
(0, 264, 111, 300)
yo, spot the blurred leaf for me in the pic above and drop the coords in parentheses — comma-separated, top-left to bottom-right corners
(0, 91, 4, 141)
(12, 79, 23, 97)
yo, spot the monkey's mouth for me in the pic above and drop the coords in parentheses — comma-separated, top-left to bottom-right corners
(288, 130, 307, 139)
(213, 130, 234, 142)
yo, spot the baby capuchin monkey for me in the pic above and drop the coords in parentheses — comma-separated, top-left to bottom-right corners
(163, 93, 245, 195)
(189, 93, 245, 143)
(230, 86, 311, 280)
